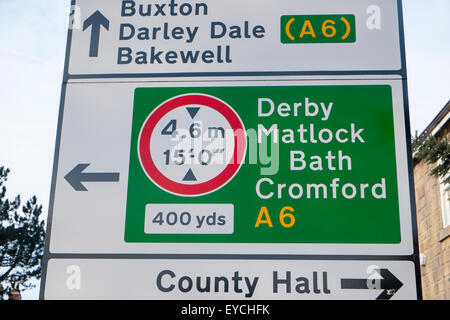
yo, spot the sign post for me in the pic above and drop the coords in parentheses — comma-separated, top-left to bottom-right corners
(41, 0, 421, 300)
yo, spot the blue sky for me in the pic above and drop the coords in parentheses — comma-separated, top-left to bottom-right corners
(0, 0, 449, 300)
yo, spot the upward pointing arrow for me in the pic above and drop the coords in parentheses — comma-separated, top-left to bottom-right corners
(182, 169, 197, 182)
(83, 10, 109, 57)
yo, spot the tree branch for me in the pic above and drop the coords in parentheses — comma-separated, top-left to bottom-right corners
(0, 264, 17, 283)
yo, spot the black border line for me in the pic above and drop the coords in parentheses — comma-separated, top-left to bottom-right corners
(40, 0, 422, 300)
(39, 0, 75, 299)
(44, 253, 417, 261)
(67, 70, 405, 80)
(397, 0, 423, 300)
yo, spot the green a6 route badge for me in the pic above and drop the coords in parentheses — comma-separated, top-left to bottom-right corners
(281, 15, 356, 44)
(125, 85, 401, 244)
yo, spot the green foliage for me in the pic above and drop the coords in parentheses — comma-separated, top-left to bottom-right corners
(412, 131, 450, 184)
(0, 166, 45, 299)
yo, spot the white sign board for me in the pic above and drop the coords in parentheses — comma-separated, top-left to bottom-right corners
(67, 0, 404, 77)
(41, 0, 421, 301)
(48, 79, 415, 256)
(45, 259, 417, 300)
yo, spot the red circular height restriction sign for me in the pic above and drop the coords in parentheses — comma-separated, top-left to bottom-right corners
(138, 94, 246, 196)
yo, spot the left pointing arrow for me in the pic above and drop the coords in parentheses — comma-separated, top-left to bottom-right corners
(83, 10, 109, 58)
(64, 164, 120, 191)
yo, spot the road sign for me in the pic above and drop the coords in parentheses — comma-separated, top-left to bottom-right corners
(67, 0, 404, 78)
(137, 93, 246, 196)
(41, 0, 421, 300)
(44, 259, 416, 300)
(126, 84, 406, 245)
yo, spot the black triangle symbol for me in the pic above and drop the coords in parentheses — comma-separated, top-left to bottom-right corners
(186, 107, 200, 119)
(183, 169, 197, 181)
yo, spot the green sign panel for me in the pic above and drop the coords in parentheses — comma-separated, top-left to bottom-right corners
(125, 85, 400, 244)
(281, 15, 356, 44)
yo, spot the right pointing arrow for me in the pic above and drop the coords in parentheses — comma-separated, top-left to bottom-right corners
(341, 268, 403, 300)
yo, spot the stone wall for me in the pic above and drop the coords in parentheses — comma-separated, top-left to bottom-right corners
(413, 128, 450, 300)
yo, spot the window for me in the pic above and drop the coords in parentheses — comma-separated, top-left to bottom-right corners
(439, 174, 450, 228)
